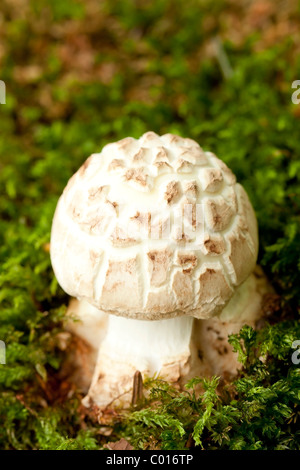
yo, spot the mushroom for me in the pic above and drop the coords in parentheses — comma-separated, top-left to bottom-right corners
(50, 132, 268, 409)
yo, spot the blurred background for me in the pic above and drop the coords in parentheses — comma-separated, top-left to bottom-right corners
(0, 0, 300, 450)
(1, 0, 300, 298)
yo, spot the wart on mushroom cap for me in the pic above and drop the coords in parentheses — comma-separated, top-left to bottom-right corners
(50, 131, 262, 409)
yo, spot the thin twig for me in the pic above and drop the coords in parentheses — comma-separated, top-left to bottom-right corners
(213, 36, 233, 80)
(131, 370, 144, 405)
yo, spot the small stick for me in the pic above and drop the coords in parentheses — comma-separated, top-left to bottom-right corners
(213, 36, 233, 80)
(131, 370, 144, 405)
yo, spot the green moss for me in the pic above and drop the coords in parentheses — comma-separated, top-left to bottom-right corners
(116, 322, 300, 450)
(0, 0, 299, 449)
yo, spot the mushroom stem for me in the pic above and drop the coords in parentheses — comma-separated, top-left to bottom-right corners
(83, 314, 194, 408)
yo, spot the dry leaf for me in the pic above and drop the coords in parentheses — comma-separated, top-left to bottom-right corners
(106, 438, 134, 451)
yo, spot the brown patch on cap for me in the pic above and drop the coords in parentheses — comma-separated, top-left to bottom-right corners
(175, 159, 193, 173)
(71, 200, 116, 235)
(110, 201, 119, 210)
(181, 198, 197, 228)
(88, 186, 107, 200)
(130, 211, 162, 239)
(196, 268, 233, 318)
(203, 235, 225, 255)
(154, 146, 169, 161)
(110, 226, 137, 246)
(183, 180, 198, 198)
(147, 249, 172, 287)
(164, 181, 180, 204)
(101, 257, 142, 310)
(177, 252, 198, 274)
(145, 288, 177, 315)
(150, 216, 171, 240)
(199, 168, 223, 192)
(205, 198, 235, 232)
(131, 211, 151, 226)
(227, 231, 256, 285)
(179, 147, 207, 166)
(108, 159, 125, 172)
(154, 161, 172, 171)
(224, 187, 238, 212)
(172, 226, 192, 243)
(154, 147, 171, 173)
(124, 167, 148, 187)
(132, 147, 149, 164)
(172, 271, 193, 309)
(89, 250, 101, 267)
(208, 153, 236, 185)
(88, 216, 110, 235)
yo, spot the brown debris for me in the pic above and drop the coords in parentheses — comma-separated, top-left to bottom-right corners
(106, 438, 134, 451)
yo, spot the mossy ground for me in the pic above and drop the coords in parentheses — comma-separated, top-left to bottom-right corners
(0, 0, 300, 449)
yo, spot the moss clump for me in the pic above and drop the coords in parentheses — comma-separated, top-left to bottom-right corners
(0, 0, 299, 449)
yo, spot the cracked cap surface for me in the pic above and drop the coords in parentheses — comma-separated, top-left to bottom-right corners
(50, 132, 258, 320)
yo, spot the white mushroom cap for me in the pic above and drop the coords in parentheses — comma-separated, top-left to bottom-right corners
(50, 132, 258, 320)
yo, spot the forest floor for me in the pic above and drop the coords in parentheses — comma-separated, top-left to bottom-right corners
(0, 0, 300, 449)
